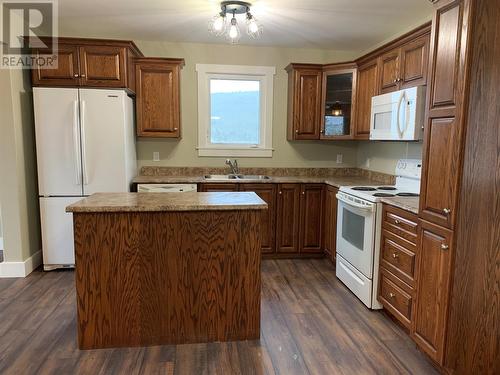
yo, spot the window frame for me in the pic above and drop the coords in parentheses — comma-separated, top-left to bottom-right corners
(196, 64, 276, 157)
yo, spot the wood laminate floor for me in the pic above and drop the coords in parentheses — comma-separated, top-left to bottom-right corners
(0, 259, 438, 375)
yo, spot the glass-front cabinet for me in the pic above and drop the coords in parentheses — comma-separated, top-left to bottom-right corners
(320, 64, 357, 139)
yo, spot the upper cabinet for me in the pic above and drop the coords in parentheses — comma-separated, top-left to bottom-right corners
(419, 0, 468, 229)
(285, 23, 431, 142)
(353, 60, 379, 139)
(286, 64, 323, 140)
(31, 38, 143, 93)
(320, 64, 357, 139)
(135, 58, 184, 138)
(286, 63, 357, 141)
(378, 34, 430, 94)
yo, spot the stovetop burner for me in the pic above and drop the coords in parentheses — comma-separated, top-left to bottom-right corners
(372, 193, 396, 197)
(352, 186, 377, 191)
(377, 186, 397, 191)
(396, 192, 419, 197)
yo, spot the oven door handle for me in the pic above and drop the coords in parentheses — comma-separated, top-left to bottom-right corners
(336, 193, 374, 212)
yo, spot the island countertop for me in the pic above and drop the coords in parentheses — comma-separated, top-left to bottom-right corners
(66, 192, 268, 213)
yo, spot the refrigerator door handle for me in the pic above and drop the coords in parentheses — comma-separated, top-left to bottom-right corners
(72, 100, 82, 185)
(80, 99, 89, 185)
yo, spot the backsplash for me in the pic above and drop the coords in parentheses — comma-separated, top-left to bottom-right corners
(139, 166, 396, 185)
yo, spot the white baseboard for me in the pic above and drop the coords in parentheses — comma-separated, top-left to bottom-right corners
(0, 250, 42, 278)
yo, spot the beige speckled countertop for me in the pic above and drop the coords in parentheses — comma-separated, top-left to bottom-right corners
(380, 196, 420, 215)
(132, 175, 385, 189)
(66, 192, 268, 213)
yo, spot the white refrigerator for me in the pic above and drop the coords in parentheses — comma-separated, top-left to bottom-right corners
(33, 88, 136, 270)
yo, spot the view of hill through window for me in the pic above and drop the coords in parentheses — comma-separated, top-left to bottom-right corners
(210, 79, 261, 145)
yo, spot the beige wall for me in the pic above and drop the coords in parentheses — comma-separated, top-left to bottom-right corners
(0, 68, 40, 262)
(135, 40, 360, 168)
(357, 142, 422, 175)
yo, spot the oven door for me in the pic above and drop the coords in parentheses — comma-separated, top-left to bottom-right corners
(336, 193, 376, 278)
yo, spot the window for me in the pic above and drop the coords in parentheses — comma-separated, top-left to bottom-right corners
(196, 64, 275, 157)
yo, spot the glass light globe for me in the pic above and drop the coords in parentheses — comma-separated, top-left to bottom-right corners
(246, 13, 263, 38)
(227, 16, 241, 43)
(208, 13, 226, 36)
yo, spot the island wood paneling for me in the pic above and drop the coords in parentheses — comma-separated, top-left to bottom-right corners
(73, 210, 261, 349)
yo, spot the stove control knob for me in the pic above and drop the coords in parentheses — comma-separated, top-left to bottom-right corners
(443, 208, 451, 215)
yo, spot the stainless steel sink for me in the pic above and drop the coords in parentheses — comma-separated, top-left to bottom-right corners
(203, 174, 270, 181)
(204, 174, 239, 180)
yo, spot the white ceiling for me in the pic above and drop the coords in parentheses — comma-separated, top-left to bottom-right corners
(57, 0, 433, 51)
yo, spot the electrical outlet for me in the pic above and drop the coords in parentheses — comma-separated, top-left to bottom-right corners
(366, 158, 371, 168)
(336, 154, 343, 164)
(153, 151, 160, 162)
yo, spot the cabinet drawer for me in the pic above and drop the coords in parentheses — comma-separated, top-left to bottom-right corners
(378, 270, 413, 327)
(381, 230, 417, 286)
(382, 206, 418, 244)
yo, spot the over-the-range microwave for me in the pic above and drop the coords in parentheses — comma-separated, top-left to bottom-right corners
(369, 86, 425, 141)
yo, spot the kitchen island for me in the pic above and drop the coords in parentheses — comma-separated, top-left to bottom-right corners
(66, 192, 267, 350)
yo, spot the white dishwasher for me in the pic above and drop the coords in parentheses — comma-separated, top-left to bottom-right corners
(137, 184, 198, 193)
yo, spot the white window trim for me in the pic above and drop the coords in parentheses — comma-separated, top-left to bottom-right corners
(196, 64, 276, 157)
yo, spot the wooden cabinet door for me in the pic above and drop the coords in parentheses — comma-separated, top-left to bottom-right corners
(419, 117, 461, 228)
(79, 45, 126, 87)
(323, 185, 338, 261)
(240, 184, 277, 254)
(199, 183, 239, 192)
(400, 34, 430, 89)
(353, 60, 379, 139)
(136, 60, 182, 138)
(428, 1, 463, 115)
(299, 184, 324, 253)
(31, 44, 80, 86)
(293, 70, 322, 140)
(412, 220, 453, 364)
(378, 49, 401, 94)
(276, 184, 301, 253)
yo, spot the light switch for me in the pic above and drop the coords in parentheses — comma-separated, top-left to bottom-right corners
(153, 152, 160, 162)
(336, 154, 343, 164)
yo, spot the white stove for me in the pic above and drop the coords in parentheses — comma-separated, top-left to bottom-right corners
(335, 159, 421, 309)
(340, 159, 422, 203)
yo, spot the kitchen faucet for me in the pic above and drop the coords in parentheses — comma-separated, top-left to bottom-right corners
(225, 159, 240, 175)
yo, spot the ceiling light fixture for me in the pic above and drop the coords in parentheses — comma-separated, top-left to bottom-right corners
(208, 1, 263, 44)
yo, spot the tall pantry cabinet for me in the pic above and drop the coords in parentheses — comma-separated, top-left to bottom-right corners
(412, 1, 499, 374)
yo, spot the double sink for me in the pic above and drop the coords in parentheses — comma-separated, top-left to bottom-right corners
(204, 174, 270, 181)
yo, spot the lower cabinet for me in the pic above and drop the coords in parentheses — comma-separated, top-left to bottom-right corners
(198, 182, 327, 257)
(276, 184, 301, 253)
(323, 186, 338, 262)
(199, 183, 239, 192)
(378, 204, 418, 329)
(411, 219, 453, 364)
(299, 184, 324, 253)
(240, 184, 277, 254)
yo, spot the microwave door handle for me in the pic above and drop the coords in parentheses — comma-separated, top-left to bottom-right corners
(396, 91, 406, 139)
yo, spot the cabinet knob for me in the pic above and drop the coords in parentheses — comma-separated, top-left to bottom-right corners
(441, 244, 449, 250)
(389, 293, 396, 298)
(173, 127, 178, 131)
(295, 129, 299, 134)
(279, 191, 282, 195)
(74, 74, 79, 78)
(392, 252, 399, 259)
(320, 129, 324, 134)
(443, 208, 451, 214)
(394, 219, 400, 225)
(81, 74, 86, 78)
(302, 191, 305, 195)
(393, 79, 398, 83)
